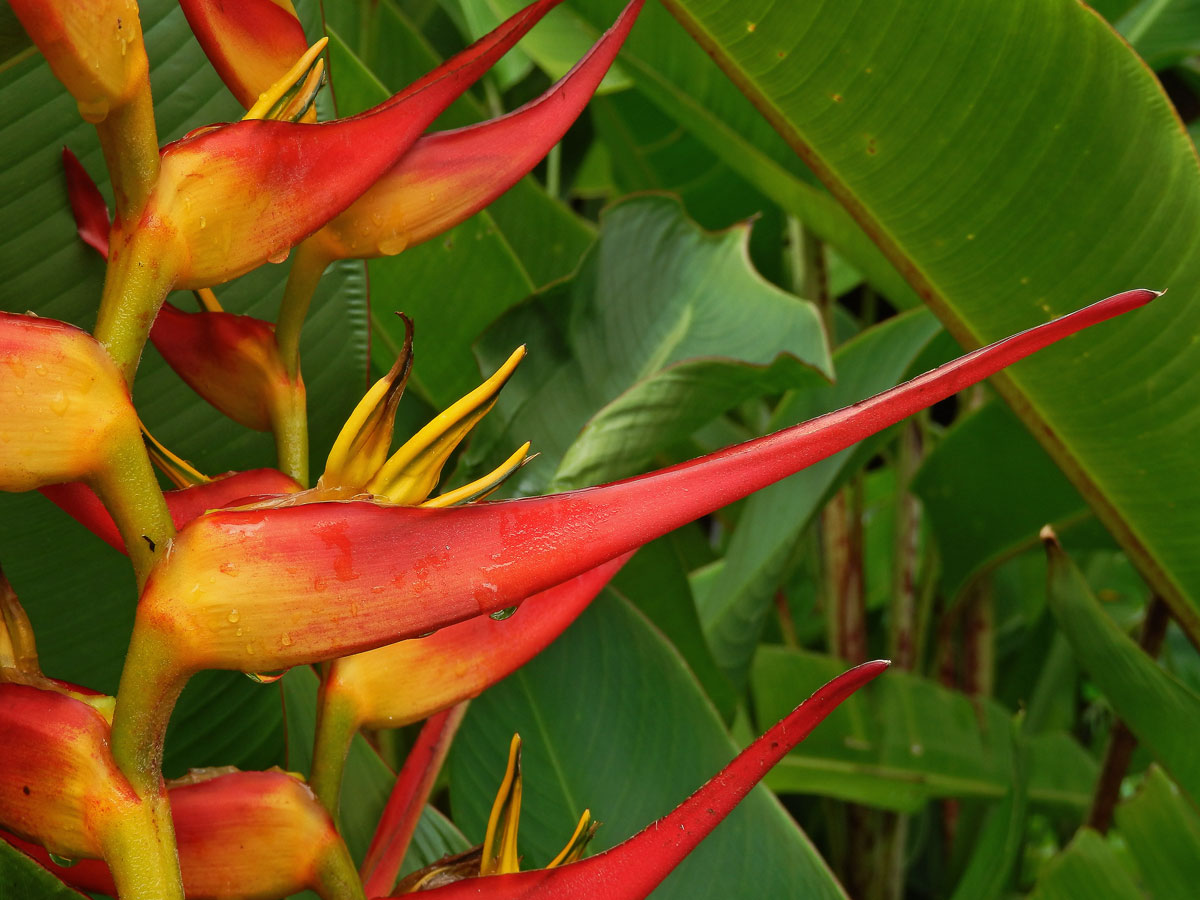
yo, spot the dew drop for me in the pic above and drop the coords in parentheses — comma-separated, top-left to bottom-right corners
(13, 385, 22, 396)
(227, 609, 240, 623)
(489, 606, 517, 621)
(48, 851, 78, 868)
(219, 562, 237, 577)
(198, 216, 207, 230)
(76, 97, 110, 124)
(376, 235, 408, 257)
(280, 633, 293, 647)
(267, 248, 290, 264)
(33, 364, 46, 376)
(245, 643, 255, 655)
(49, 390, 69, 416)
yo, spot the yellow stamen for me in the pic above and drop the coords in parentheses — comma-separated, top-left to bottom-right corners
(481, 734, 523, 876)
(321, 316, 413, 491)
(421, 443, 533, 508)
(546, 809, 597, 869)
(370, 346, 525, 505)
(0, 568, 38, 676)
(194, 288, 223, 313)
(141, 423, 211, 488)
(244, 37, 329, 122)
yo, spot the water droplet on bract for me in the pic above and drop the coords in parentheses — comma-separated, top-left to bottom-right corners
(489, 606, 517, 621)
(13, 385, 22, 396)
(76, 97, 110, 124)
(33, 364, 46, 376)
(227, 609, 240, 623)
(370, 212, 384, 226)
(198, 216, 207, 230)
(49, 390, 68, 416)
(48, 852, 78, 868)
(246, 670, 285, 684)
(267, 248, 289, 264)
(280, 633, 293, 647)
(377, 235, 408, 257)
(235, 628, 242, 637)
(245, 643, 255, 655)
(220, 562, 237, 577)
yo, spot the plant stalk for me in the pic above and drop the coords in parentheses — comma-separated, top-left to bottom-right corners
(1087, 594, 1170, 833)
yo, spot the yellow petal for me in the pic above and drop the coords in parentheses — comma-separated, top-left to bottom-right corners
(243, 37, 328, 123)
(481, 734, 523, 876)
(321, 315, 413, 491)
(420, 442, 533, 509)
(370, 346, 525, 505)
(546, 809, 597, 868)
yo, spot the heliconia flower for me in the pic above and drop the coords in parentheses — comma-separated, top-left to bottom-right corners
(93, 0, 573, 382)
(40, 467, 301, 556)
(7, 768, 365, 900)
(9, 0, 149, 124)
(388, 661, 889, 898)
(178, 0, 312, 112)
(309, 557, 630, 814)
(315, 319, 530, 503)
(107, 289, 1155, 806)
(0, 313, 172, 583)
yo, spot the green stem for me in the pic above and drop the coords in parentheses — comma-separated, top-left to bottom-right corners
(269, 378, 310, 487)
(89, 430, 175, 591)
(313, 838, 368, 900)
(93, 226, 181, 386)
(110, 627, 191, 805)
(94, 89, 160, 222)
(310, 685, 361, 820)
(99, 791, 184, 900)
(275, 242, 331, 378)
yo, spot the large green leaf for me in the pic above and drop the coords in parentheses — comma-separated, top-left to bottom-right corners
(1045, 539, 1200, 804)
(1115, 766, 1200, 898)
(480, 0, 920, 308)
(468, 194, 831, 495)
(659, 0, 1200, 640)
(1029, 829, 1146, 900)
(0, 841, 86, 899)
(694, 310, 942, 688)
(0, 0, 367, 774)
(752, 647, 1097, 813)
(448, 594, 848, 899)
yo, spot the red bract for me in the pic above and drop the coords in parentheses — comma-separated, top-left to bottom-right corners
(40, 468, 301, 555)
(149, 303, 299, 433)
(108, 289, 1155, 805)
(177, 0, 311, 111)
(8, 769, 362, 900)
(395, 661, 889, 899)
(61, 147, 111, 257)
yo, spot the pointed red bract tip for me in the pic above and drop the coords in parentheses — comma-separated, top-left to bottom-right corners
(316, 0, 645, 260)
(61, 147, 110, 258)
(408, 661, 888, 899)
